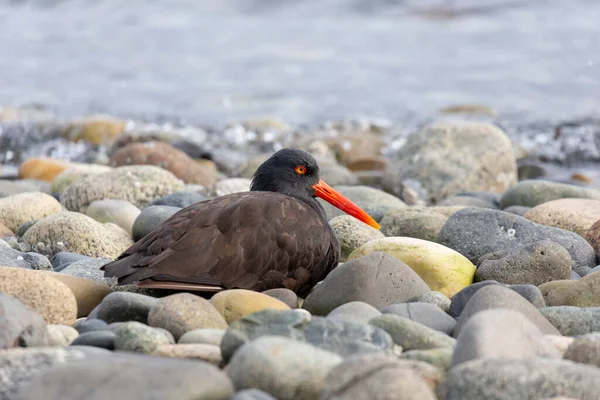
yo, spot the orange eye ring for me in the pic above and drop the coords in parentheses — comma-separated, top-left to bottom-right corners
(295, 165, 307, 175)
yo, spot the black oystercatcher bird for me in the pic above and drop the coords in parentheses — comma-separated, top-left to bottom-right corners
(101, 148, 379, 296)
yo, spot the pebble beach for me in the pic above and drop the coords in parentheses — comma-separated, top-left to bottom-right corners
(2, 1, 600, 400)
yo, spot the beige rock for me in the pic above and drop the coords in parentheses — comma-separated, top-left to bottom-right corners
(153, 344, 222, 366)
(23, 211, 134, 258)
(41, 271, 112, 318)
(0, 267, 78, 325)
(524, 198, 600, 236)
(0, 192, 62, 231)
(539, 271, 600, 307)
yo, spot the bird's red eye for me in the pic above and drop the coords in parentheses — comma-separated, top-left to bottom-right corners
(295, 165, 307, 175)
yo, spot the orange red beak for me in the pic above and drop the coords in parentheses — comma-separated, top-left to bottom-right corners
(312, 179, 380, 230)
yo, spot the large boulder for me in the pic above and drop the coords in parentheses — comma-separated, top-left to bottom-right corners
(382, 121, 517, 204)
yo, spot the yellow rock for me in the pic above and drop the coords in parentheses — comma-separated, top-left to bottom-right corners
(0, 266, 78, 325)
(63, 115, 127, 145)
(18, 158, 71, 182)
(347, 237, 476, 297)
(210, 289, 291, 324)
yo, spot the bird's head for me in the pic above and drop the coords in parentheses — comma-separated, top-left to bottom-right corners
(251, 148, 380, 229)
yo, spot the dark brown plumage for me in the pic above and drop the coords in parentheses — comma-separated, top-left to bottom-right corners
(101, 148, 379, 296)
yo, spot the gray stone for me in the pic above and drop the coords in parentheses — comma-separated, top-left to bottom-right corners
(408, 291, 451, 313)
(500, 179, 600, 209)
(440, 358, 600, 400)
(380, 303, 456, 334)
(327, 301, 382, 325)
(50, 251, 93, 272)
(220, 309, 394, 363)
(148, 190, 208, 208)
(449, 281, 545, 318)
(437, 195, 497, 209)
(540, 307, 600, 336)
(94, 292, 159, 324)
(503, 205, 531, 216)
(132, 205, 181, 241)
(85, 199, 141, 235)
(320, 353, 439, 400)
(574, 265, 593, 277)
(114, 321, 174, 353)
(227, 336, 342, 400)
(329, 215, 385, 260)
(230, 389, 277, 400)
(261, 288, 299, 308)
(147, 293, 227, 340)
(379, 207, 449, 242)
(55, 257, 114, 284)
(453, 285, 560, 337)
(12, 351, 234, 400)
(317, 185, 406, 222)
(570, 270, 581, 280)
(21, 252, 52, 270)
(369, 314, 456, 351)
(399, 348, 453, 370)
(382, 121, 517, 204)
(74, 318, 109, 334)
(319, 163, 359, 186)
(438, 207, 596, 269)
(0, 245, 35, 269)
(178, 328, 225, 346)
(563, 332, 600, 367)
(0, 293, 48, 349)
(70, 330, 116, 350)
(475, 240, 572, 285)
(303, 252, 430, 316)
(452, 309, 561, 366)
(0, 347, 111, 399)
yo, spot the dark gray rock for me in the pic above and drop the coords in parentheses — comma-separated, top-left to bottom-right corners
(227, 336, 342, 400)
(0, 347, 111, 400)
(70, 330, 116, 350)
(74, 318, 109, 334)
(563, 332, 600, 367)
(438, 207, 596, 269)
(453, 285, 560, 337)
(132, 205, 181, 241)
(303, 252, 430, 315)
(0, 293, 48, 348)
(449, 281, 545, 318)
(452, 309, 561, 366)
(148, 190, 208, 208)
(220, 309, 394, 363)
(475, 240, 572, 285)
(12, 352, 234, 400)
(327, 301, 382, 325)
(50, 252, 94, 272)
(499, 179, 600, 209)
(369, 314, 455, 351)
(440, 358, 600, 400)
(320, 353, 440, 400)
(94, 292, 159, 324)
(380, 303, 456, 334)
(230, 389, 278, 400)
(539, 307, 600, 336)
(262, 288, 299, 308)
(502, 205, 531, 216)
